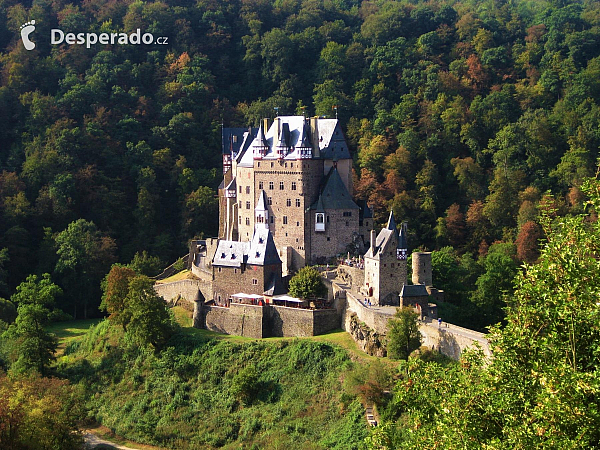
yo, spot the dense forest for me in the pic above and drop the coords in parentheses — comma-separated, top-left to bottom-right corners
(0, 0, 598, 321)
(0, 1, 600, 448)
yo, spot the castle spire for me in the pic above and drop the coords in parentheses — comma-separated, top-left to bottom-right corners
(386, 210, 397, 232)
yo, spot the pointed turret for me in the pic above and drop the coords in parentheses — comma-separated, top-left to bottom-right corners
(297, 120, 313, 159)
(251, 123, 269, 158)
(386, 210, 397, 232)
(255, 190, 269, 229)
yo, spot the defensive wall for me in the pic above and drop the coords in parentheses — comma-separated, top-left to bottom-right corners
(156, 274, 491, 360)
(154, 278, 212, 305)
(340, 284, 491, 360)
(193, 301, 339, 338)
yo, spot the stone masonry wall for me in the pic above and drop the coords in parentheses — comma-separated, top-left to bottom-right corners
(202, 303, 266, 339)
(340, 283, 491, 361)
(310, 208, 359, 264)
(154, 279, 211, 304)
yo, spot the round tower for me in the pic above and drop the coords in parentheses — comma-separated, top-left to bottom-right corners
(412, 252, 432, 286)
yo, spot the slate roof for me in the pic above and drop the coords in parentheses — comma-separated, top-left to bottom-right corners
(223, 127, 256, 156)
(225, 178, 236, 192)
(400, 284, 429, 297)
(246, 227, 282, 266)
(357, 200, 373, 220)
(213, 241, 249, 268)
(310, 167, 359, 211)
(255, 190, 268, 211)
(213, 228, 281, 268)
(398, 222, 408, 250)
(364, 210, 408, 259)
(239, 116, 351, 164)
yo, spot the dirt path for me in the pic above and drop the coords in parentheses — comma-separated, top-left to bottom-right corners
(84, 432, 139, 449)
(83, 430, 163, 450)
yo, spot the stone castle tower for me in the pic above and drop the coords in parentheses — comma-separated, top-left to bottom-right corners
(363, 211, 408, 306)
(218, 116, 372, 271)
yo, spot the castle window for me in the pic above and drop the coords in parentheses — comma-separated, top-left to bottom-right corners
(271, 162, 274, 168)
(286, 199, 291, 207)
(246, 186, 250, 194)
(327, 216, 330, 223)
(246, 201, 251, 209)
(239, 217, 241, 224)
(221, 253, 225, 258)
(233, 135, 238, 143)
(283, 216, 288, 225)
(238, 201, 241, 209)
(285, 163, 288, 168)
(366, 221, 369, 227)
(257, 162, 260, 167)
(291, 182, 297, 190)
(390, 274, 394, 277)
(259, 181, 263, 189)
(269, 181, 274, 190)
(268, 197, 272, 205)
(391, 263, 394, 268)
(316, 213, 325, 232)
(384, 264, 386, 267)
(239, 186, 242, 194)
(279, 182, 284, 190)
(327, 237, 330, 241)
(296, 222, 299, 226)
(234, 269, 238, 274)
(291, 163, 294, 168)
(346, 221, 349, 226)
(231, 254, 236, 259)
(218, 267, 222, 272)
(259, 237, 263, 243)
(343, 212, 352, 217)
(270, 216, 274, 223)
(296, 199, 301, 207)
(256, 252, 260, 257)
(252, 279, 258, 285)
(246, 217, 250, 225)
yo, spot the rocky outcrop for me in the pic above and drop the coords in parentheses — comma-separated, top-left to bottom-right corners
(347, 313, 386, 357)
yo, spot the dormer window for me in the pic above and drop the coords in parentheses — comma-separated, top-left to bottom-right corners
(231, 254, 236, 259)
(256, 252, 260, 257)
(221, 253, 225, 258)
(259, 237, 264, 244)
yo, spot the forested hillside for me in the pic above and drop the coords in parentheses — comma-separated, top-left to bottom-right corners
(0, 0, 599, 318)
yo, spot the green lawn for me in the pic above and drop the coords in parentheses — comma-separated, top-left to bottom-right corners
(46, 318, 103, 355)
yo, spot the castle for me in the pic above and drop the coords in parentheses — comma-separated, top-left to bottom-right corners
(218, 116, 373, 272)
(154, 115, 494, 360)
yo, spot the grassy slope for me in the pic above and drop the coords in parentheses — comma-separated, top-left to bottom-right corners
(53, 309, 373, 449)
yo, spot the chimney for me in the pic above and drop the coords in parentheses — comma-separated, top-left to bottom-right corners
(370, 229, 376, 254)
(262, 118, 271, 136)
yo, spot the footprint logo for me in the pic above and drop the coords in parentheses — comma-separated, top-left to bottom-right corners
(20, 20, 36, 50)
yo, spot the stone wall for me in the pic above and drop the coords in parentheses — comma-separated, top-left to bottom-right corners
(268, 306, 315, 337)
(419, 321, 492, 360)
(309, 208, 359, 263)
(154, 278, 211, 305)
(202, 303, 266, 339)
(341, 283, 491, 361)
(195, 302, 340, 338)
(336, 266, 364, 290)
